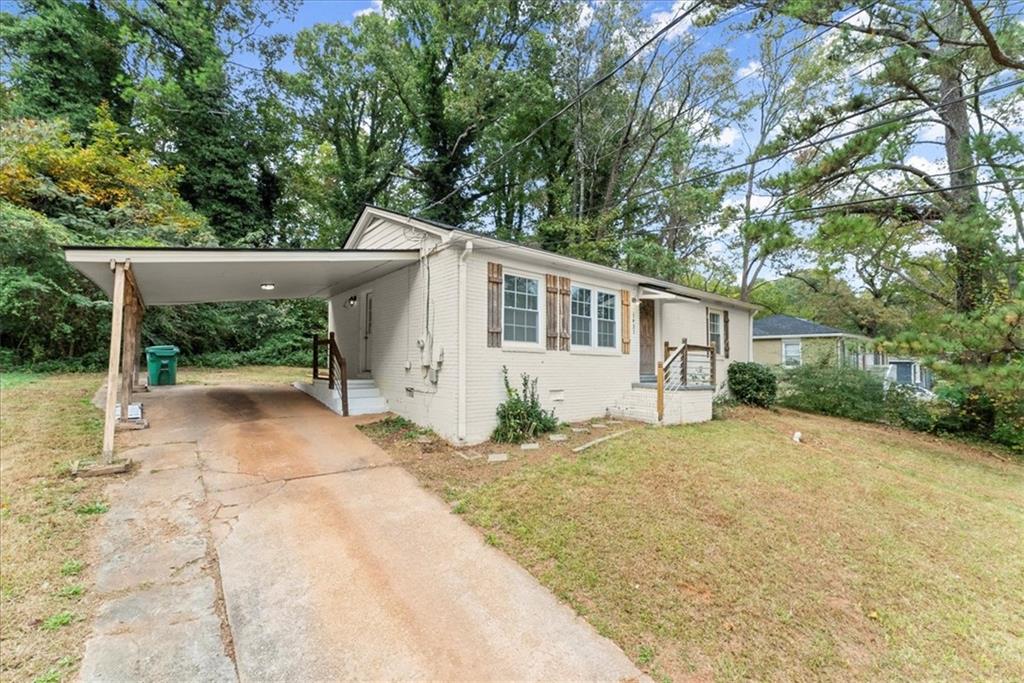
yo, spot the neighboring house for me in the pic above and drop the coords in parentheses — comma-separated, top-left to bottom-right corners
(885, 358, 935, 391)
(65, 205, 757, 453)
(752, 314, 886, 371)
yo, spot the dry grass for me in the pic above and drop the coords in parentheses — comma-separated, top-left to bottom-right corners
(176, 364, 308, 386)
(0, 365, 306, 682)
(1, 373, 109, 682)
(381, 407, 1024, 682)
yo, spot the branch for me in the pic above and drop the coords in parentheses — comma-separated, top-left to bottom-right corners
(958, 0, 1024, 71)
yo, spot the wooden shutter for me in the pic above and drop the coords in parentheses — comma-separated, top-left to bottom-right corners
(487, 262, 502, 348)
(620, 289, 631, 353)
(545, 274, 559, 350)
(558, 277, 571, 350)
(705, 306, 710, 347)
(723, 310, 730, 358)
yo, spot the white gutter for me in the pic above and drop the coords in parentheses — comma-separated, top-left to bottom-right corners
(457, 240, 473, 443)
(748, 314, 754, 361)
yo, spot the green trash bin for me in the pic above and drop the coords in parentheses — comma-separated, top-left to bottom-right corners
(146, 345, 180, 386)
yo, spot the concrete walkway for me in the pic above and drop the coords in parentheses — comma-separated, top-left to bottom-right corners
(81, 384, 642, 682)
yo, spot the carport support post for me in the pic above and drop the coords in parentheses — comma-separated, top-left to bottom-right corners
(118, 267, 142, 422)
(102, 261, 127, 463)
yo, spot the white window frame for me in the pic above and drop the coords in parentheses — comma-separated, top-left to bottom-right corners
(569, 283, 618, 353)
(501, 270, 544, 349)
(782, 338, 802, 367)
(708, 310, 723, 356)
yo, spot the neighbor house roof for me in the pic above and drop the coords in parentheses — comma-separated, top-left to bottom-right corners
(753, 314, 866, 339)
(347, 205, 760, 311)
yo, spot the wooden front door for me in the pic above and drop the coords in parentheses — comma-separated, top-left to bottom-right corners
(639, 299, 655, 376)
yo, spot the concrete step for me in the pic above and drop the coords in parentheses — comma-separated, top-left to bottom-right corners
(294, 381, 388, 416)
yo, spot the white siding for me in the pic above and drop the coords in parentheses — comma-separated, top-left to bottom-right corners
(660, 300, 752, 393)
(355, 217, 444, 250)
(463, 250, 641, 444)
(329, 248, 461, 441)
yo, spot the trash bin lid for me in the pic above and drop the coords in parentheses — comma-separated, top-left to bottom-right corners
(146, 345, 180, 356)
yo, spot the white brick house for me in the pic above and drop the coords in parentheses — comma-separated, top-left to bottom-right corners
(65, 206, 757, 452)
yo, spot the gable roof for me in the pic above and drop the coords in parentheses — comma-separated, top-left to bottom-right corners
(347, 205, 759, 311)
(753, 314, 861, 338)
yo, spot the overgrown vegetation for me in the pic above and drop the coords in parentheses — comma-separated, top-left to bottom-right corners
(777, 365, 1024, 451)
(491, 367, 559, 443)
(727, 362, 777, 407)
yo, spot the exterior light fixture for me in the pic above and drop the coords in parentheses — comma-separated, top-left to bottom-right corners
(347, 295, 358, 307)
(260, 282, 276, 291)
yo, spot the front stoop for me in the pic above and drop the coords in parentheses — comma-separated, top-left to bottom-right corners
(294, 378, 388, 416)
(608, 385, 714, 425)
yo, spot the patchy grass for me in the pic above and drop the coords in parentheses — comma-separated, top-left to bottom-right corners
(0, 371, 40, 390)
(1, 373, 109, 681)
(391, 407, 1024, 681)
(176, 364, 308, 386)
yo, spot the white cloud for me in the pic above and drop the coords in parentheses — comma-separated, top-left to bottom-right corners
(916, 120, 946, 143)
(737, 60, 761, 79)
(714, 126, 739, 147)
(906, 155, 947, 177)
(648, 0, 696, 41)
(354, 0, 383, 18)
(574, 2, 595, 31)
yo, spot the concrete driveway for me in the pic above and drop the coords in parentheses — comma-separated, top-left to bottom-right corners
(81, 384, 641, 682)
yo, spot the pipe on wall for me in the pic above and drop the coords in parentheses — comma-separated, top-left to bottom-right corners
(457, 239, 473, 443)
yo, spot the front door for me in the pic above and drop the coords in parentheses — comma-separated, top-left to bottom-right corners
(639, 299, 655, 376)
(361, 291, 374, 373)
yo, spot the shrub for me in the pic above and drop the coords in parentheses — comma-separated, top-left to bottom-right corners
(492, 366, 558, 443)
(882, 385, 938, 432)
(727, 362, 777, 407)
(778, 365, 885, 422)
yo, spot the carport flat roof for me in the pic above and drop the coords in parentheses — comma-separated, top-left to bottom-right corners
(64, 247, 419, 305)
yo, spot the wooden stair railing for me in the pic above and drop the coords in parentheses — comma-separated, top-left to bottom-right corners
(311, 331, 350, 416)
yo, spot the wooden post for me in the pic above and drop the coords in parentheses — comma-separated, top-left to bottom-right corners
(656, 361, 665, 423)
(328, 332, 335, 390)
(339, 353, 349, 417)
(709, 347, 717, 389)
(680, 342, 688, 386)
(118, 296, 136, 421)
(102, 262, 127, 463)
(663, 340, 670, 361)
(312, 334, 319, 382)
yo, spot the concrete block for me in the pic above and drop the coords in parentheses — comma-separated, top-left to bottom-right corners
(519, 443, 540, 451)
(487, 452, 509, 463)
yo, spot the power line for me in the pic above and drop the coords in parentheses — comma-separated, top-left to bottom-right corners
(474, 177, 1023, 252)
(414, 0, 710, 214)
(629, 75, 1024, 203)
(416, 0, 884, 215)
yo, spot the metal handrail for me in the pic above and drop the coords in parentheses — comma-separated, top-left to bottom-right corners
(656, 340, 717, 422)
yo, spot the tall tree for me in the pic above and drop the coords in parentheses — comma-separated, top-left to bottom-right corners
(0, 0, 129, 133)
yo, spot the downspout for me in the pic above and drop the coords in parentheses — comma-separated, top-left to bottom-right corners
(457, 240, 474, 443)
(748, 313, 753, 361)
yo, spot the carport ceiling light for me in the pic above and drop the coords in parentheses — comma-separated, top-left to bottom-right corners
(260, 282, 276, 291)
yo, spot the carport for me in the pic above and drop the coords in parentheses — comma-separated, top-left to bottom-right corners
(64, 247, 419, 464)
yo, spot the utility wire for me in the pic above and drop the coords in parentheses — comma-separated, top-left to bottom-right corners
(416, 0, 884, 215)
(414, 0, 710, 214)
(629, 75, 1024, 202)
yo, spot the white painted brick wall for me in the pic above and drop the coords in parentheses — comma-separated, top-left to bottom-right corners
(329, 248, 461, 440)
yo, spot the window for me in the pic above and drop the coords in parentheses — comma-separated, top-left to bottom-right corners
(708, 311, 722, 355)
(782, 339, 802, 367)
(503, 274, 539, 343)
(570, 286, 591, 346)
(597, 291, 616, 348)
(570, 285, 617, 349)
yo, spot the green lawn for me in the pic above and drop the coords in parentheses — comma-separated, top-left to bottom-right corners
(409, 408, 1024, 681)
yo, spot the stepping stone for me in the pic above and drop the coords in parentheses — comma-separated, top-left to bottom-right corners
(487, 452, 509, 463)
(520, 442, 540, 451)
(606, 420, 624, 425)
(571, 427, 590, 433)
(458, 450, 483, 461)
(592, 423, 609, 429)
(548, 434, 568, 442)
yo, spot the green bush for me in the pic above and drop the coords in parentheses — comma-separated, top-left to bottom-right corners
(727, 362, 777, 407)
(492, 366, 558, 443)
(882, 385, 938, 432)
(778, 365, 885, 422)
